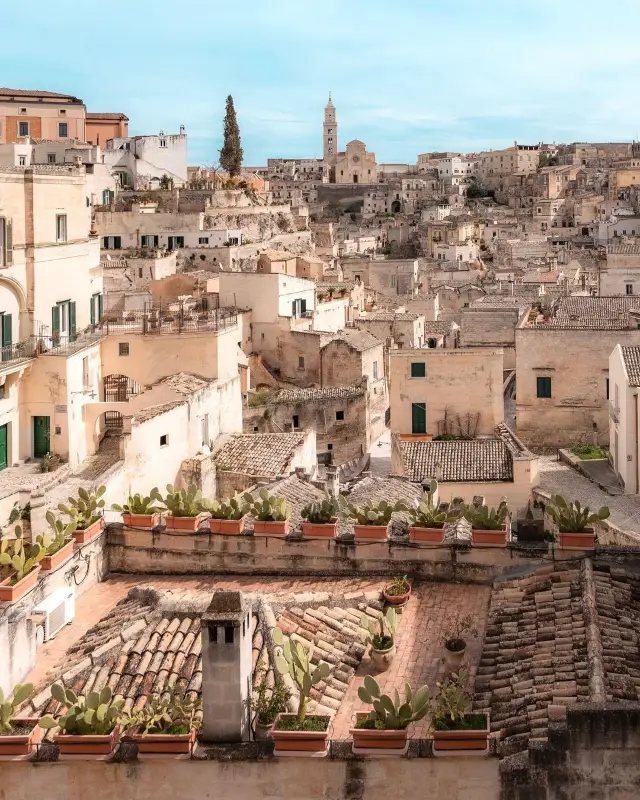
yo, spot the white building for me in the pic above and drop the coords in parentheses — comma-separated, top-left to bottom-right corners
(104, 129, 188, 189)
(609, 343, 640, 493)
(431, 156, 476, 179)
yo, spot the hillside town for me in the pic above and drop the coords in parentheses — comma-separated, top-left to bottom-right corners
(3, 85, 640, 800)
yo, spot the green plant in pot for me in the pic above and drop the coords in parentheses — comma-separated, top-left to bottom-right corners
(121, 691, 201, 755)
(431, 669, 489, 753)
(163, 484, 203, 532)
(39, 682, 125, 757)
(361, 607, 397, 670)
(341, 497, 409, 541)
(58, 485, 106, 543)
(463, 499, 510, 546)
(409, 483, 458, 543)
(37, 511, 76, 572)
(547, 494, 609, 550)
(198, 494, 250, 535)
(112, 488, 163, 529)
(0, 528, 45, 602)
(382, 575, 412, 606)
(244, 488, 290, 536)
(251, 667, 291, 740)
(442, 613, 477, 672)
(300, 496, 339, 538)
(0, 682, 39, 757)
(269, 627, 332, 753)
(351, 674, 430, 751)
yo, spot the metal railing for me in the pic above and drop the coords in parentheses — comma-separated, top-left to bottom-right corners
(0, 339, 38, 369)
(34, 328, 106, 357)
(101, 307, 237, 336)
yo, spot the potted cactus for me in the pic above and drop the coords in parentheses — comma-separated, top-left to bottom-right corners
(431, 669, 489, 754)
(269, 627, 332, 754)
(409, 485, 457, 544)
(341, 498, 409, 541)
(251, 667, 290, 741)
(351, 675, 430, 753)
(382, 575, 412, 607)
(58, 486, 106, 543)
(37, 511, 76, 572)
(547, 495, 609, 550)
(0, 528, 44, 602)
(0, 683, 42, 758)
(198, 494, 250, 535)
(121, 691, 201, 756)
(112, 488, 163, 529)
(39, 683, 124, 758)
(244, 489, 290, 536)
(300, 496, 339, 538)
(463, 500, 510, 546)
(361, 607, 397, 670)
(163, 484, 204, 532)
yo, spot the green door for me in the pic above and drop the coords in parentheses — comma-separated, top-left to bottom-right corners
(0, 424, 8, 470)
(411, 403, 427, 435)
(1, 313, 11, 361)
(33, 416, 50, 458)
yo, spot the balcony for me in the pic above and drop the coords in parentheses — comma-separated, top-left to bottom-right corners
(100, 307, 238, 337)
(609, 401, 620, 424)
(0, 339, 37, 375)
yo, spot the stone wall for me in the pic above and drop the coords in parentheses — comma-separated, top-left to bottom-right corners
(460, 308, 522, 368)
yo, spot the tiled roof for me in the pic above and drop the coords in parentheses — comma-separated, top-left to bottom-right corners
(348, 475, 422, 506)
(269, 385, 366, 405)
(398, 438, 514, 482)
(153, 372, 211, 395)
(469, 296, 531, 309)
(258, 473, 327, 529)
(331, 328, 382, 352)
(0, 87, 83, 101)
(87, 112, 129, 120)
(529, 296, 640, 329)
(621, 345, 640, 386)
(213, 433, 306, 477)
(608, 244, 640, 255)
(494, 423, 534, 459)
(423, 320, 455, 336)
(521, 271, 560, 284)
(359, 311, 421, 321)
(133, 400, 184, 424)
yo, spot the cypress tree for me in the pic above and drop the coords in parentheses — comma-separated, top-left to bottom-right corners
(219, 95, 243, 178)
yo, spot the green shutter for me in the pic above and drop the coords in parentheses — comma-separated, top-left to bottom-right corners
(69, 301, 76, 340)
(51, 305, 60, 336)
(98, 294, 103, 319)
(301, 298, 307, 314)
(90, 296, 96, 326)
(411, 403, 427, 434)
(411, 362, 426, 378)
(5, 219, 12, 265)
(2, 313, 11, 349)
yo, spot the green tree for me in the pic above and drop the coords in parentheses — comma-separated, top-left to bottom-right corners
(219, 95, 243, 177)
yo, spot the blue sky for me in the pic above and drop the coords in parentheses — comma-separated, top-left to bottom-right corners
(3, 0, 640, 165)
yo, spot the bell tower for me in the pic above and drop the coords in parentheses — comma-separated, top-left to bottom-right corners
(323, 93, 337, 162)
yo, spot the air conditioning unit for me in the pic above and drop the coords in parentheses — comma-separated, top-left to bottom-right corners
(32, 587, 75, 644)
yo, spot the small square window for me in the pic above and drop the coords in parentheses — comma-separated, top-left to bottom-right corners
(48, 153, 56, 164)
(159, 139, 167, 148)
(253, 426, 259, 432)
(411, 362, 426, 378)
(58, 122, 68, 138)
(327, 443, 333, 451)
(119, 342, 130, 356)
(18, 121, 29, 137)
(298, 356, 305, 369)
(160, 434, 168, 446)
(20, 108, 27, 114)
(292, 415, 299, 428)
(224, 626, 234, 644)
(336, 410, 344, 421)
(536, 376, 552, 398)
(59, 109, 66, 116)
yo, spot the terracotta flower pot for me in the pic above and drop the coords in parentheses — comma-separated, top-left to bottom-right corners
(122, 513, 160, 530)
(55, 726, 120, 758)
(301, 519, 338, 539)
(471, 526, 508, 547)
(72, 517, 104, 544)
(409, 526, 445, 544)
(432, 714, 490, 754)
(0, 719, 43, 758)
(40, 540, 75, 572)
(164, 515, 203, 533)
(353, 523, 389, 542)
(370, 641, 396, 671)
(209, 516, 246, 535)
(350, 714, 407, 753)
(444, 641, 466, 672)
(253, 720, 272, 741)
(558, 528, 595, 550)
(0, 566, 41, 603)
(253, 520, 289, 536)
(382, 582, 411, 606)
(123, 726, 196, 756)
(269, 713, 330, 755)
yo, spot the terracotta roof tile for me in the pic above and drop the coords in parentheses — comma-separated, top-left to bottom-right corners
(621, 346, 640, 386)
(213, 433, 306, 478)
(398, 438, 514, 482)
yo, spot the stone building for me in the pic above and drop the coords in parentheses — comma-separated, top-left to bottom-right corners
(341, 258, 419, 295)
(333, 140, 377, 185)
(0, 87, 87, 143)
(476, 142, 541, 183)
(516, 296, 640, 447)
(600, 244, 640, 295)
(608, 344, 640, 493)
(460, 296, 531, 369)
(103, 130, 188, 189)
(85, 112, 129, 148)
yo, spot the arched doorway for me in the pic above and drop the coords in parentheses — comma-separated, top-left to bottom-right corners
(391, 200, 401, 213)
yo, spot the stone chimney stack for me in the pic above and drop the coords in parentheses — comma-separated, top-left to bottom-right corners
(201, 590, 253, 742)
(326, 465, 339, 498)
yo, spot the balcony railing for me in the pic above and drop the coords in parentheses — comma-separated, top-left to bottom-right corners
(0, 339, 38, 370)
(101, 307, 237, 336)
(34, 328, 106, 357)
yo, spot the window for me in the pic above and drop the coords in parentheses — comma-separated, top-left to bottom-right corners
(198, 237, 209, 245)
(18, 121, 29, 137)
(298, 356, 305, 370)
(90, 293, 103, 326)
(211, 626, 218, 643)
(626, 284, 634, 295)
(536, 376, 552, 398)
(160, 434, 168, 447)
(606, 378, 610, 400)
(138, 268, 143, 278)
(102, 235, 122, 249)
(51, 300, 76, 339)
(19, 108, 27, 114)
(0, 218, 12, 267)
(390, 275, 397, 288)
(411, 362, 426, 378)
(292, 415, 299, 428)
(58, 122, 68, 138)
(18, 156, 25, 166)
(336, 410, 345, 421)
(59, 109, 66, 116)
(82, 357, 89, 389)
(159, 139, 167, 148)
(119, 342, 130, 356)
(224, 627, 234, 644)
(373, 361, 378, 380)
(327, 443, 333, 451)
(48, 153, 56, 164)
(56, 214, 67, 243)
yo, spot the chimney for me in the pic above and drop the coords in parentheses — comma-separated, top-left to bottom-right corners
(326, 465, 339, 498)
(201, 590, 253, 742)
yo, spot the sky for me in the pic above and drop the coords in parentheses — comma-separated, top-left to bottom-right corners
(3, 0, 640, 166)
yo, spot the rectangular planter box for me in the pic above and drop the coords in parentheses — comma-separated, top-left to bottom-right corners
(0, 720, 43, 758)
(72, 517, 104, 544)
(350, 715, 407, 753)
(433, 714, 490, 754)
(40, 540, 75, 572)
(209, 516, 246, 535)
(123, 727, 196, 756)
(164, 515, 203, 533)
(409, 526, 445, 544)
(55, 726, 120, 758)
(301, 519, 338, 539)
(253, 520, 289, 536)
(471, 526, 509, 547)
(558, 529, 595, 550)
(0, 566, 41, 603)
(122, 513, 160, 530)
(270, 713, 330, 755)
(353, 523, 389, 542)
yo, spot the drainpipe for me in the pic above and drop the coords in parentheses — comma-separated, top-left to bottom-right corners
(635, 392, 639, 494)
